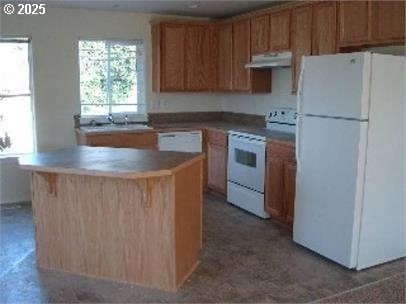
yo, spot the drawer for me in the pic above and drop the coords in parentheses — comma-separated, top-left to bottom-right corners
(267, 142, 295, 162)
(207, 128, 228, 147)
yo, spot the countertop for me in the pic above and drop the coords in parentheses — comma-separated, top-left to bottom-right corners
(19, 146, 204, 179)
(76, 121, 295, 146)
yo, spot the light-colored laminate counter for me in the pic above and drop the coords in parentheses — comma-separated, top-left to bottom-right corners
(19, 146, 204, 292)
(19, 146, 204, 179)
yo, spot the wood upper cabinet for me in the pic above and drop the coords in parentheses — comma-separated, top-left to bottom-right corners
(207, 129, 228, 196)
(158, 23, 186, 91)
(265, 141, 296, 228)
(312, 1, 338, 55)
(269, 9, 291, 51)
(370, 1, 405, 43)
(251, 14, 270, 55)
(291, 5, 312, 93)
(217, 22, 233, 91)
(185, 25, 213, 91)
(338, 1, 370, 47)
(232, 19, 251, 91)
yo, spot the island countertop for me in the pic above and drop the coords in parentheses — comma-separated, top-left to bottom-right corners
(19, 146, 204, 179)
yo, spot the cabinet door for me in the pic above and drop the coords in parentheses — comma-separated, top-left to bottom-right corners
(217, 23, 233, 91)
(207, 143, 227, 195)
(232, 19, 251, 91)
(339, 1, 370, 47)
(312, 1, 337, 55)
(265, 157, 285, 222)
(269, 10, 291, 51)
(291, 5, 312, 93)
(251, 14, 270, 55)
(371, 1, 405, 43)
(283, 162, 296, 227)
(161, 23, 185, 91)
(185, 25, 212, 91)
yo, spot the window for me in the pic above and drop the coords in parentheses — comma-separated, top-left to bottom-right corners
(0, 38, 35, 155)
(79, 40, 145, 116)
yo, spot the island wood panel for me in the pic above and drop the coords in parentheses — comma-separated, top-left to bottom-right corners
(32, 173, 176, 290)
(185, 24, 212, 91)
(269, 9, 291, 51)
(217, 22, 233, 91)
(31, 160, 202, 291)
(338, 1, 370, 47)
(160, 23, 186, 91)
(173, 160, 203, 285)
(312, 1, 338, 55)
(291, 5, 312, 93)
(232, 19, 251, 91)
(251, 14, 270, 54)
(370, 1, 405, 44)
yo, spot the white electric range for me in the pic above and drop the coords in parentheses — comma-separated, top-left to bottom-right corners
(227, 107, 296, 218)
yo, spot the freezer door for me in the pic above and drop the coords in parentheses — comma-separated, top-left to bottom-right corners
(299, 52, 371, 120)
(293, 115, 368, 268)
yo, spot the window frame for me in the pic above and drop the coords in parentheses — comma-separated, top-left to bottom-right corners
(0, 36, 36, 157)
(78, 39, 146, 119)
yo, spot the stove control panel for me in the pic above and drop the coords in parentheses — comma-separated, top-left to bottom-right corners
(266, 107, 297, 133)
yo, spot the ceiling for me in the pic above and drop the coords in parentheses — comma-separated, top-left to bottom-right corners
(13, 0, 284, 18)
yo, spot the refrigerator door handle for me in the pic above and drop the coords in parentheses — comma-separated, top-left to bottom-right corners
(295, 115, 301, 171)
(297, 59, 305, 114)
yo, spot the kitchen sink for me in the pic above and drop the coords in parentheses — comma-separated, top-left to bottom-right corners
(81, 124, 153, 132)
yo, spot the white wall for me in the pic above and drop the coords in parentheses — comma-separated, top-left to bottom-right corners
(0, 6, 221, 203)
(220, 68, 297, 114)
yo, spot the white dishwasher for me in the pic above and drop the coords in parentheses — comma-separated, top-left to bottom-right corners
(158, 131, 202, 153)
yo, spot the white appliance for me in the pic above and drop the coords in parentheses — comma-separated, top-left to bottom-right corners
(294, 52, 405, 270)
(227, 108, 296, 218)
(245, 51, 292, 69)
(227, 131, 268, 218)
(158, 131, 202, 153)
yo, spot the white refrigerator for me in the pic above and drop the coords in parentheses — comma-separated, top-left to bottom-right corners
(293, 52, 405, 270)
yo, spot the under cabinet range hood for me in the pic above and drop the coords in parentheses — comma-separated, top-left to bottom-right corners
(245, 51, 292, 68)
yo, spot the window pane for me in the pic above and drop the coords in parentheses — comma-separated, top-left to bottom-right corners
(0, 43, 30, 95)
(81, 104, 109, 116)
(79, 40, 145, 116)
(110, 44, 137, 105)
(0, 96, 34, 154)
(79, 41, 108, 107)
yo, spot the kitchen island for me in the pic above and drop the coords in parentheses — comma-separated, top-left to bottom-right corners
(19, 146, 204, 291)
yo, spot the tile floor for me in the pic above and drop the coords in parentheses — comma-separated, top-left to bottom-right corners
(1, 195, 404, 303)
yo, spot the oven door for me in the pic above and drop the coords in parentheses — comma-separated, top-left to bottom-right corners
(227, 134, 266, 193)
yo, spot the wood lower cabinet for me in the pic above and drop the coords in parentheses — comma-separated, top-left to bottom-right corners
(291, 5, 312, 93)
(206, 129, 228, 196)
(265, 141, 296, 228)
(76, 131, 158, 150)
(312, 1, 338, 55)
(269, 9, 291, 51)
(370, 1, 405, 44)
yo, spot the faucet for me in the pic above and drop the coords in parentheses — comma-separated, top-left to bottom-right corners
(124, 114, 129, 126)
(107, 113, 115, 125)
